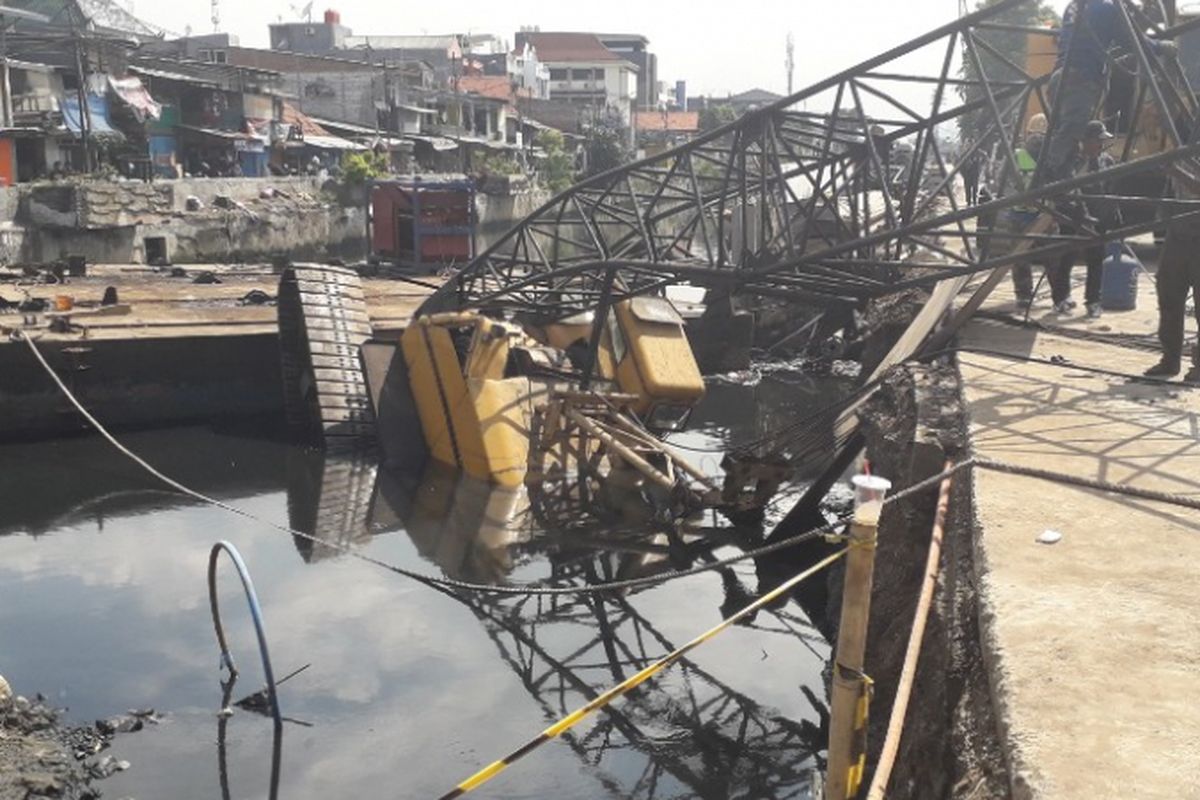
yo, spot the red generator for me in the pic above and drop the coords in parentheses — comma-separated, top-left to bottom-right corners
(368, 177, 477, 271)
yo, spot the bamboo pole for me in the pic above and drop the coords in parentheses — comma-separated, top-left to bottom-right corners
(866, 464, 953, 800)
(826, 475, 890, 800)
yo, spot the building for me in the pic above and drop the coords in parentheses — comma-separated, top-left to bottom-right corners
(598, 34, 657, 112)
(268, 12, 464, 84)
(129, 56, 286, 177)
(340, 35, 463, 84)
(513, 32, 637, 127)
(268, 10, 352, 55)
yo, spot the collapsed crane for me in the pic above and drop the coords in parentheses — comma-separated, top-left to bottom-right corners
(285, 0, 1200, 527)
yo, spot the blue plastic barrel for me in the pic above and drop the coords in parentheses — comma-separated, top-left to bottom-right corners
(1101, 243, 1141, 311)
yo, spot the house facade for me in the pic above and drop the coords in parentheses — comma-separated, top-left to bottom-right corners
(513, 32, 637, 128)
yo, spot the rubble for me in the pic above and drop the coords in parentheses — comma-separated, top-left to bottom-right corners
(0, 677, 154, 800)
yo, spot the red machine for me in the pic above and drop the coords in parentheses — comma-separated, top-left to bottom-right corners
(368, 177, 476, 271)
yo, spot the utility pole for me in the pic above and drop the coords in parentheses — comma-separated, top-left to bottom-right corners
(786, 33, 795, 97)
(68, 9, 93, 174)
(826, 474, 891, 800)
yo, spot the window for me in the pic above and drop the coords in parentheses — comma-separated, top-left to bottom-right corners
(593, 68, 605, 81)
(549, 68, 568, 81)
(212, 50, 227, 64)
(197, 48, 210, 61)
(570, 68, 590, 81)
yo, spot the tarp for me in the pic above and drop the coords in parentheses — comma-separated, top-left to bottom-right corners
(301, 134, 367, 152)
(61, 94, 121, 138)
(108, 76, 161, 122)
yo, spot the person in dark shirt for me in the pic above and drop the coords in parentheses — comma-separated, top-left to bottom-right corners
(960, 148, 983, 205)
(1049, 120, 1120, 317)
(1042, 0, 1172, 183)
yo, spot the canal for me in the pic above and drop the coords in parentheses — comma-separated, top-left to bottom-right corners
(0, 368, 846, 799)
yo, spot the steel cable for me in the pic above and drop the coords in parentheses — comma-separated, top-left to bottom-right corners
(15, 331, 854, 597)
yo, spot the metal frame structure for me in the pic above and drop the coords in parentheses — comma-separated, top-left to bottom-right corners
(420, 0, 1200, 324)
(446, 549, 830, 800)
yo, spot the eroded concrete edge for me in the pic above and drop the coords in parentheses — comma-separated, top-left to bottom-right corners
(961, 375, 1042, 800)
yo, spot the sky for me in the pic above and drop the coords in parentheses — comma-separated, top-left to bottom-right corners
(125, 0, 1077, 98)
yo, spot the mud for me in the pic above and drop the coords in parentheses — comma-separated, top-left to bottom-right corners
(852, 362, 1010, 799)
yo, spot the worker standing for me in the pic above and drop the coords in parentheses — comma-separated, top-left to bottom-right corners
(1049, 121, 1119, 317)
(1006, 117, 1047, 305)
(1145, 185, 1200, 382)
(961, 148, 982, 205)
(1041, 0, 1172, 183)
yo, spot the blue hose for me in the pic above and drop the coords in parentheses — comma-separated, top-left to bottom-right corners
(207, 541, 283, 730)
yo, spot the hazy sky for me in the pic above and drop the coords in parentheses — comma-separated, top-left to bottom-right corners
(128, 0, 1076, 97)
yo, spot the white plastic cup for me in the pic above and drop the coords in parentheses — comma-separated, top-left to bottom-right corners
(851, 474, 892, 523)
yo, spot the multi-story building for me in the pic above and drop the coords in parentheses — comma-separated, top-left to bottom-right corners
(513, 32, 637, 127)
(598, 34, 657, 112)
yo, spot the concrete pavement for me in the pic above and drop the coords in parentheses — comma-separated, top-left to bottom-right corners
(957, 264, 1200, 799)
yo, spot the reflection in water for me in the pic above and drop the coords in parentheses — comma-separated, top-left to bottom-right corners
(280, 431, 831, 798)
(285, 450, 380, 563)
(216, 673, 282, 800)
(0, 370, 844, 799)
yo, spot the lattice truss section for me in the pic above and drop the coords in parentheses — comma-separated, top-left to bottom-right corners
(424, 0, 1200, 321)
(455, 553, 828, 800)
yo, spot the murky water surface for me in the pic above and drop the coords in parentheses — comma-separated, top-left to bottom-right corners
(0, 372, 843, 799)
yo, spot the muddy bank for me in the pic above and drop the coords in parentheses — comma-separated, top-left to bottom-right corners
(0, 676, 149, 800)
(852, 361, 1010, 799)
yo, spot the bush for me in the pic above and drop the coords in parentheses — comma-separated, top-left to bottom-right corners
(475, 152, 523, 178)
(535, 129, 575, 193)
(340, 151, 389, 185)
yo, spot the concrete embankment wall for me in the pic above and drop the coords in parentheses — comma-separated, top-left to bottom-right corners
(0, 178, 551, 266)
(0, 333, 284, 441)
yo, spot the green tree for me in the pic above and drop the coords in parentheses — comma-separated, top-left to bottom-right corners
(958, 0, 1061, 146)
(584, 108, 635, 177)
(340, 151, 389, 185)
(535, 129, 575, 193)
(698, 103, 737, 133)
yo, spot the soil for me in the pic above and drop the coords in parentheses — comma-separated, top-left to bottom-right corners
(851, 361, 1011, 800)
(0, 677, 148, 800)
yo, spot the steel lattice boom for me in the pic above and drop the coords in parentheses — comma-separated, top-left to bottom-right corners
(421, 0, 1200, 322)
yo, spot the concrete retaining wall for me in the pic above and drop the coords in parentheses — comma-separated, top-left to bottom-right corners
(0, 177, 545, 266)
(0, 333, 284, 441)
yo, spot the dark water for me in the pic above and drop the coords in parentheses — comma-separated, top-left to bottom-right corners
(0, 373, 844, 800)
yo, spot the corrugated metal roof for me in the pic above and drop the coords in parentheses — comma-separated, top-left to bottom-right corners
(301, 134, 366, 151)
(130, 65, 219, 88)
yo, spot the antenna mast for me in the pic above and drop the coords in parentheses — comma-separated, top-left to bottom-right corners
(211, 0, 219, 32)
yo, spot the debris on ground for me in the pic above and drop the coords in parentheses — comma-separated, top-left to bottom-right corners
(0, 675, 154, 800)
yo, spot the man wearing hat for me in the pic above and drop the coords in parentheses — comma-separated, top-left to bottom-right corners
(1049, 119, 1120, 317)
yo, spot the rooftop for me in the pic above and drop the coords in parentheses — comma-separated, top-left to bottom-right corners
(515, 32, 624, 63)
(456, 75, 531, 102)
(634, 110, 699, 132)
(342, 34, 460, 52)
(728, 87, 785, 105)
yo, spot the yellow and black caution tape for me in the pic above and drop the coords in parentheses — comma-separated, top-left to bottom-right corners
(437, 548, 848, 799)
